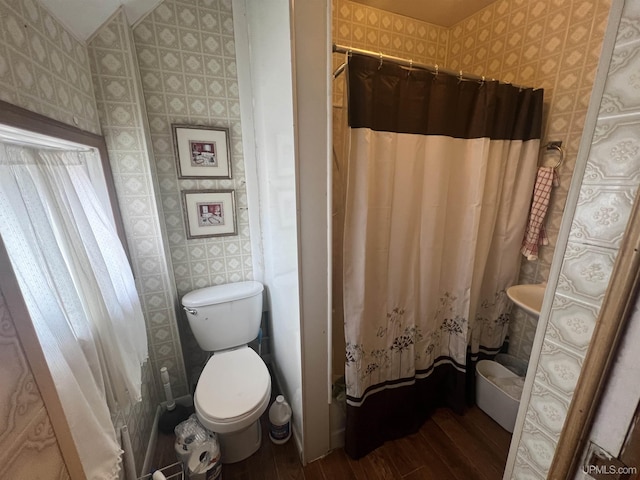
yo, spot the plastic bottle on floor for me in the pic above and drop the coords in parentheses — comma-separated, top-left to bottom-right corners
(268, 395, 292, 444)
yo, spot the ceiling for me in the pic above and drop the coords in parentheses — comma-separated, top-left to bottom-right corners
(350, 0, 497, 27)
(40, 0, 496, 44)
(39, 0, 162, 41)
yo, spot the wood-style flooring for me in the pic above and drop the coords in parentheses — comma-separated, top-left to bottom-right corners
(152, 405, 510, 480)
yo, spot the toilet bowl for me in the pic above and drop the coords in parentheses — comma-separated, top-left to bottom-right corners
(182, 281, 271, 463)
(194, 346, 271, 463)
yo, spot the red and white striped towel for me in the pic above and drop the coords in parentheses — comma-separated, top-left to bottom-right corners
(521, 166, 558, 261)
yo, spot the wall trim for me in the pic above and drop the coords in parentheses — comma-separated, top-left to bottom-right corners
(141, 406, 161, 477)
(290, 0, 332, 464)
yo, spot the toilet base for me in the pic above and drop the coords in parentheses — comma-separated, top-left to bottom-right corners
(218, 420, 262, 463)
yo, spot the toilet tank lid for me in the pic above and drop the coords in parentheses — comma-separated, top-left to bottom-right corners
(182, 281, 264, 308)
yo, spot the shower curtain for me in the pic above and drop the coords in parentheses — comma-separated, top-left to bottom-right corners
(342, 54, 543, 458)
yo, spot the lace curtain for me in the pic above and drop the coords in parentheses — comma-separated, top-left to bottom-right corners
(0, 143, 148, 479)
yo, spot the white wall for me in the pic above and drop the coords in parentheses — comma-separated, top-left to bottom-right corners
(290, 0, 332, 463)
(233, 0, 304, 454)
(234, 0, 332, 463)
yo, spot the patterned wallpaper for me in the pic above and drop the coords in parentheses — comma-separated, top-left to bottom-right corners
(132, 0, 253, 381)
(512, 2, 640, 478)
(0, 0, 98, 477)
(88, 9, 187, 471)
(332, 0, 449, 64)
(332, 0, 449, 106)
(2, 0, 254, 471)
(0, 0, 195, 473)
(444, 0, 612, 362)
(3, 0, 632, 477)
(0, 0, 99, 134)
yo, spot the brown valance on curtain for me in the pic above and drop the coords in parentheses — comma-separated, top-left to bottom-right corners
(348, 54, 543, 140)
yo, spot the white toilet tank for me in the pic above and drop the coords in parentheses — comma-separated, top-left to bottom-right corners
(182, 281, 264, 351)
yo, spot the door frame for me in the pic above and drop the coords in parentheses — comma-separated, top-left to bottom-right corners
(0, 100, 128, 257)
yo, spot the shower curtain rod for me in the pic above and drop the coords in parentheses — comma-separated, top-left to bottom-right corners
(332, 44, 533, 90)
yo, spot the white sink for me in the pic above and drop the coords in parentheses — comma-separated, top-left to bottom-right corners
(506, 283, 546, 317)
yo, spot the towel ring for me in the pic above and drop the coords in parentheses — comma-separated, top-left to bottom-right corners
(542, 142, 564, 169)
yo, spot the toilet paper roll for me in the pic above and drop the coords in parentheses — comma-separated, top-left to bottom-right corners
(151, 471, 167, 480)
(187, 442, 221, 475)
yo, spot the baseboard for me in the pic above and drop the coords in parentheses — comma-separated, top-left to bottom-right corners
(330, 428, 344, 451)
(269, 366, 305, 463)
(329, 399, 346, 450)
(293, 424, 304, 463)
(141, 406, 161, 477)
(160, 394, 193, 410)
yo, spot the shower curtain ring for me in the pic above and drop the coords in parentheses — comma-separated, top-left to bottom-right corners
(378, 52, 383, 70)
(434, 64, 439, 78)
(408, 59, 413, 77)
(458, 70, 463, 83)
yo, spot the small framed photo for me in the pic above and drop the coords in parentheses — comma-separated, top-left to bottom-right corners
(172, 124, 232, 179)
(182, 190, 237, 238)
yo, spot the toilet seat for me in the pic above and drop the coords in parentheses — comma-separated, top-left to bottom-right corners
(195, 346, 271, 433)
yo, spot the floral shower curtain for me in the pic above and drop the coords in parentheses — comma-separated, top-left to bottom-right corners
(343, 54, 543, 458)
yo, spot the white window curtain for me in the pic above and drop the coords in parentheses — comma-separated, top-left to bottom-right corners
(0, 142, 148, 479)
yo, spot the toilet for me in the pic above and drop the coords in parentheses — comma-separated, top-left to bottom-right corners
(182, 281, 271, 464)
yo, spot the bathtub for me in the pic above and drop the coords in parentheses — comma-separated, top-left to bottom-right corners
(476, 359, 524, 433)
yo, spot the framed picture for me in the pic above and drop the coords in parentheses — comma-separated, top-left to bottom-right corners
(182, 190, 237, 238)
(172, 124, 232, 179)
